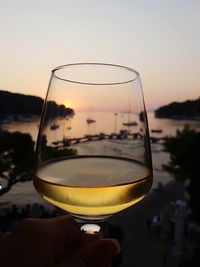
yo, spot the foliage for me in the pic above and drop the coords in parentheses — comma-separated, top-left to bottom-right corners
(0, 90, 74, 118)
(163, 126, 200, 181)
(45, 101, 75, 120)
(0, 90, 43, 116)
(0, 130, 76, 197)
(0, 130, 35, 196)
(38, 134, 76, 162)
(163, 126, 200, 221)
(155, 98, 200, 119)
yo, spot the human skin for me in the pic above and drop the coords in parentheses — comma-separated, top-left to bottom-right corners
(0, 215, 120, 267)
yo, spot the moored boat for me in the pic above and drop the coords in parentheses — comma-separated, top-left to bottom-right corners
(86, 118, 96, 124)
(123, 121, 138, 127)
(151, 128, 163, 133)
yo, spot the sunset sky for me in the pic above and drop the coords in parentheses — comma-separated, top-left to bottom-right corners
(0, 0, 199, 110)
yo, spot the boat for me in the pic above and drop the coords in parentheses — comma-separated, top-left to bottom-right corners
(151, 128, 163, 133)
(123, 101, 138, 127)
(86, 118, 96, 124)
(50, 123, 59, 130)
(86, 106, 96, 124)
(123, 121, 138, 127)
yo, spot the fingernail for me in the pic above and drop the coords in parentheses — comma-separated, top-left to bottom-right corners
(110, 239, 121, 253)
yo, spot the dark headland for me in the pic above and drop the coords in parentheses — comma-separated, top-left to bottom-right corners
(0, 90, 73, 119)
(155, 98, 200, 120)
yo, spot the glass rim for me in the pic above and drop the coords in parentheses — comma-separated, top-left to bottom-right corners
(52, 63, 140, 86)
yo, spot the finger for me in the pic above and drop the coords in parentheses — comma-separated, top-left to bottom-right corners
(47, 215, 82, 261)
(56, 238, 120, 267)
(45, 215, 81, 248)
(99, 263, 111, 267)
(80, 232, 101, 246)
(78, 239, 120, 265)
(13, 215, 81, 265)
(14, 215, 80, 247)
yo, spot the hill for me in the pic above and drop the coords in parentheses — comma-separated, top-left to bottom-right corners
(0, 90, 43, 116)
(155, 98, 200, 120)
(0, 90, 74, 119)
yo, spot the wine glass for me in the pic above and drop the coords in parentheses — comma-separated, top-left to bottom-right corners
(33, 63, 153, 233)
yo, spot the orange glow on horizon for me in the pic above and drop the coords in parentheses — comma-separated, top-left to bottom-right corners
(63, 99, 75, 109)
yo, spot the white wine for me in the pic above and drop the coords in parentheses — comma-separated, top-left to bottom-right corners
(34, 156, 152, 220)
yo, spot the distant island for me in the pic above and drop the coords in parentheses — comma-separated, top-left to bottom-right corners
(0, 90, 74, 120)
(155, 98, 200, 120)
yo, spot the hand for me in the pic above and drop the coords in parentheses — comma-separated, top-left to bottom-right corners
(0, 215, 120, 267)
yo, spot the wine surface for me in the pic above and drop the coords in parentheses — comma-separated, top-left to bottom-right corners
(34, 156, 152, 220)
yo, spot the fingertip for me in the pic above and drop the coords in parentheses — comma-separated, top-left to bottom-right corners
(80, 231, 101, 245)
(100, 238, 121, 256)
(55, 238, 121, 267)
(77, 238, 121, 265)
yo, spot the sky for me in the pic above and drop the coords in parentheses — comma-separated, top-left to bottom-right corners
(0, 0, 200, 110)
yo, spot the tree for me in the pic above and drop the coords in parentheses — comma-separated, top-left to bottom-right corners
(163, 126, 200, 222)
(0, 130, 35, 196)
(0, 130, 76, 197)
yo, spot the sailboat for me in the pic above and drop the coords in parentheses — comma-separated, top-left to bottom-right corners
(123, 101, 138, 127)
(123, 120, 137, 127)
(86, 107, 96, 124)
(86, 118, 96, 124)
(151, 127, 163, 133)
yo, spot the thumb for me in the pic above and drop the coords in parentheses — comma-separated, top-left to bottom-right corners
(56, 239, 120, 267)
